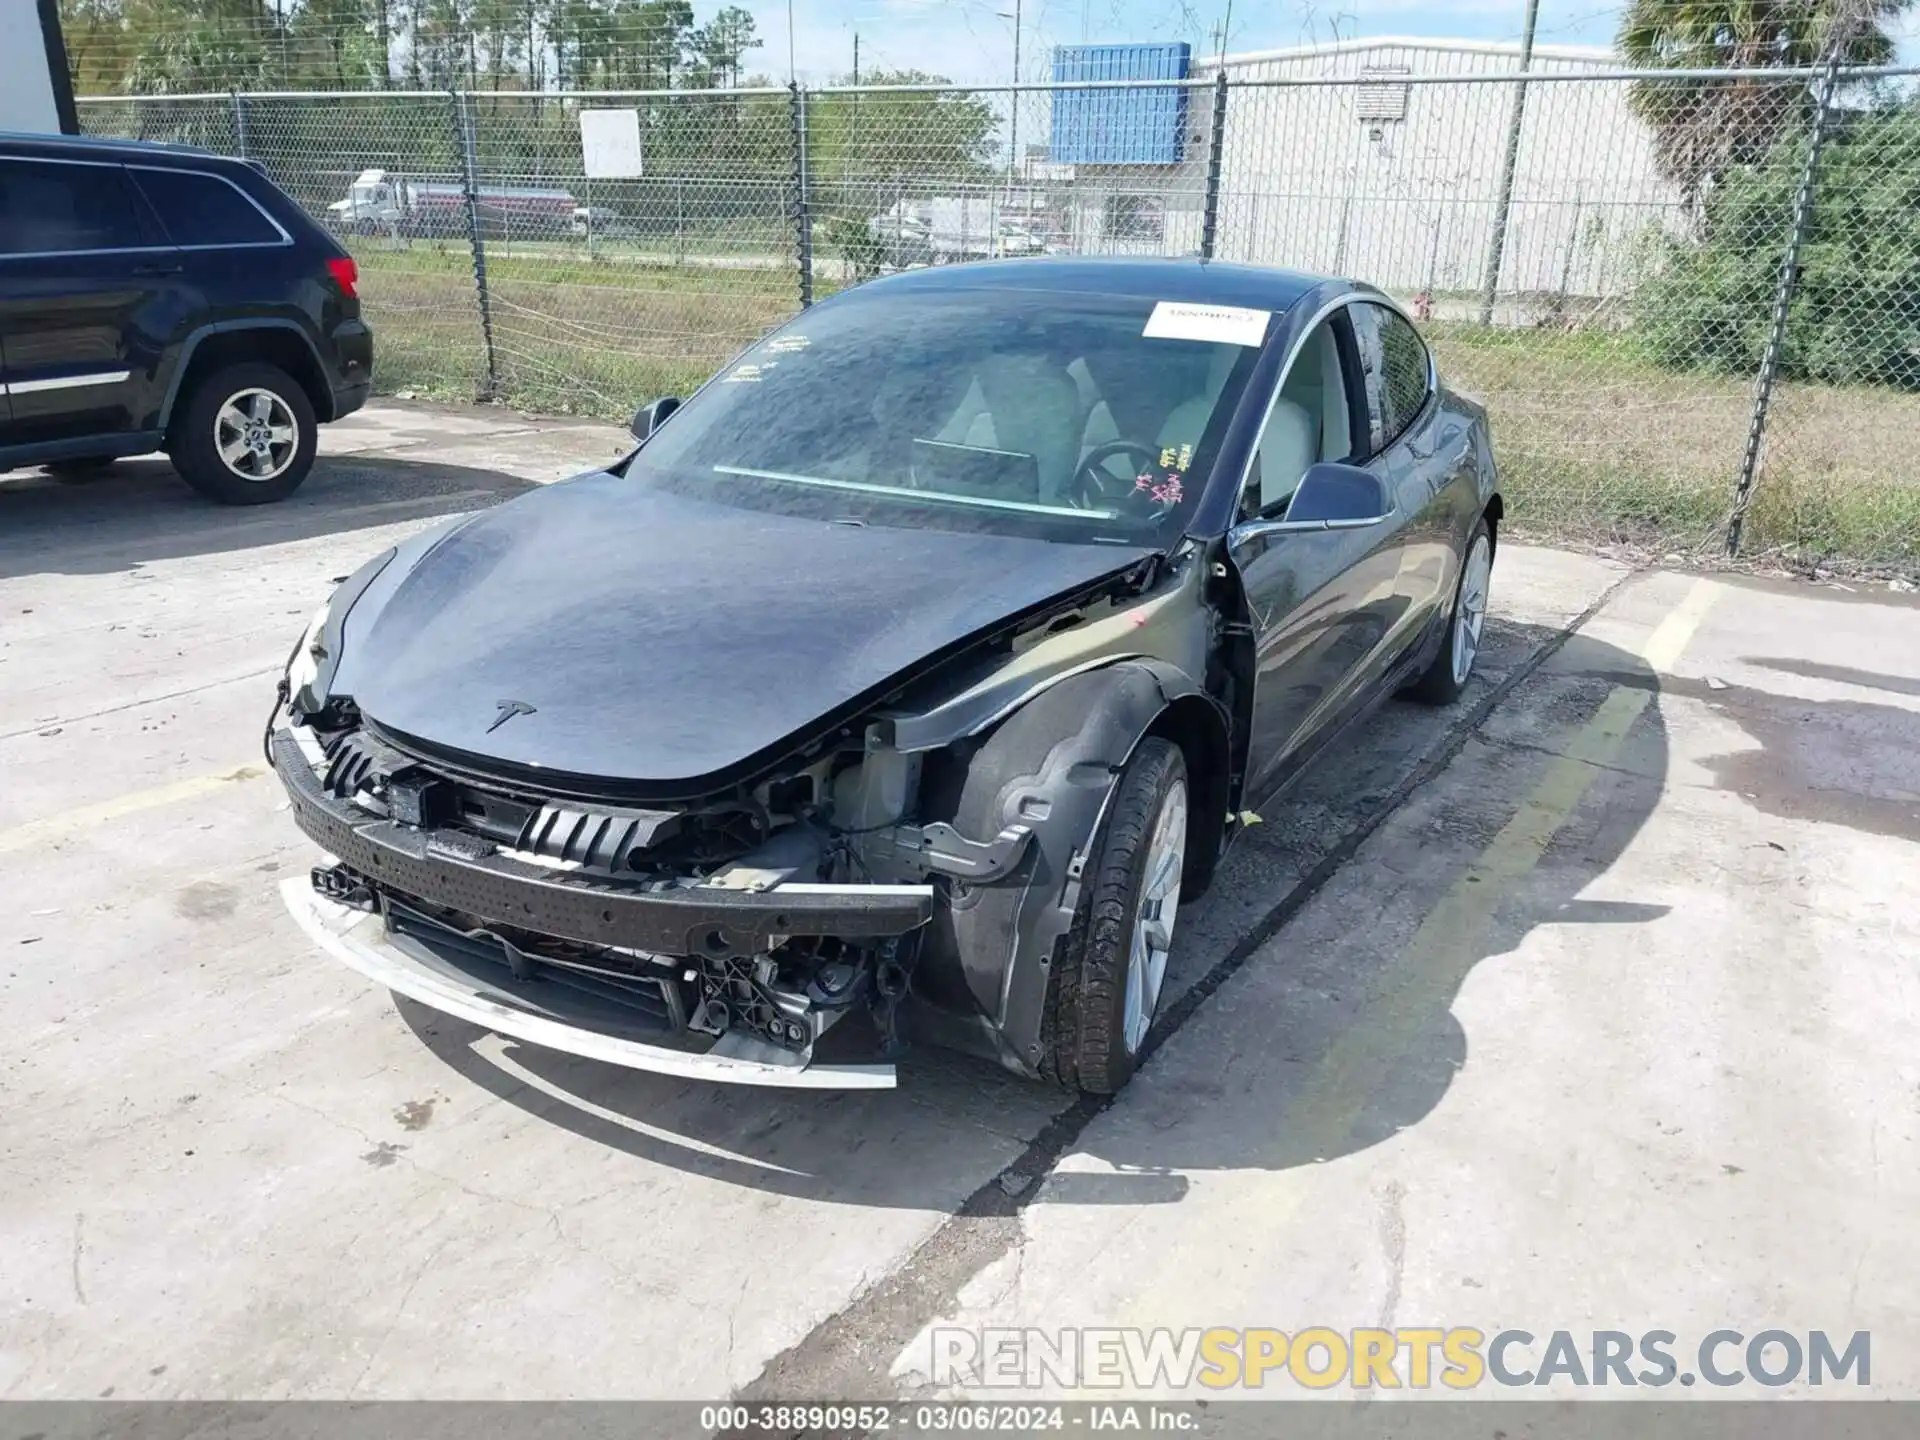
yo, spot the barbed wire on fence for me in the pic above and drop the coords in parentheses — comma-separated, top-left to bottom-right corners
(74, 63, 1920, 567)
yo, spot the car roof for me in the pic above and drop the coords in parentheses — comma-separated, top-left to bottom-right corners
(0, 130, 254, 172)
(854, 256, 1333, 312)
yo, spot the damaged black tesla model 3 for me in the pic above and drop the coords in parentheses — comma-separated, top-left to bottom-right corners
(267, 257, 1502, 1094)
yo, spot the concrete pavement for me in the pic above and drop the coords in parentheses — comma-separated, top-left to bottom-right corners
(2, 403, 1914, 1406)
(872, 571, 1920, 1402)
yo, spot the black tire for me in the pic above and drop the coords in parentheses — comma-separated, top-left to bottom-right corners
(45, 456, 117, 483)
(1405, 518, 1494, 707)
(1039, 738, 1188, 1096)
(168, 362, 318, 506)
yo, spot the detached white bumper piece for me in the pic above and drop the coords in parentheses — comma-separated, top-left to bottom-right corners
(281, 877, 898, 1090)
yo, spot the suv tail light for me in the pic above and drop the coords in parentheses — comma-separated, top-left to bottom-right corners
(325, 256, 359, 299)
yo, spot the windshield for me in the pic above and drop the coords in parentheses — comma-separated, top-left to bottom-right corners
(626, 285, 1268, 544)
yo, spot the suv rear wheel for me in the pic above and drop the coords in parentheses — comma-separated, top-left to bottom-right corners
(170, 362, 318, 505)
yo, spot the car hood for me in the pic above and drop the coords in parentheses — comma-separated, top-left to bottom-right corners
(334, 471, 1154, 792)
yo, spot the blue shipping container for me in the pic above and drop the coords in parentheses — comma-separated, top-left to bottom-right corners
(1049, 43, 1191, 166)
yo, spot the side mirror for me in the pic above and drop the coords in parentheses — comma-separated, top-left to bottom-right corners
(1232, 462, 1393, 543)
(629, 395, 681, 442)
(1284, 463, 1393, 527)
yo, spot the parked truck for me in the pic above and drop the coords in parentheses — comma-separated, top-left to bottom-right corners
(864, 194, 1058, 267)
(327, 168, 578, 241)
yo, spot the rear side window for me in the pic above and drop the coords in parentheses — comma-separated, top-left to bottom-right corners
(1348, 301, 1433, 453)
(0, 159, 146, 255)
(132, 168, 283, 246)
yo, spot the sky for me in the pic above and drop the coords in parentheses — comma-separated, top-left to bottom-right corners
(757, 0, 1920, 86)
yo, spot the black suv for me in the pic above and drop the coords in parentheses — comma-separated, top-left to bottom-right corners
(0, 132, 372, 504)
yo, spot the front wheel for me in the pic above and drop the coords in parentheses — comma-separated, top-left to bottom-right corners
(1405, 518, 1494, 706)
(169, 362, 318, 506)
(1040, 738, 1188, 1095)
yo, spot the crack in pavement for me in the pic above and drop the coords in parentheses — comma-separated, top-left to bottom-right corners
(345, 1232, 454, 1399)
(1376, 1178, 1407, 1334)
(735, 567, 1642, 1407)
(1480, 731, 1659, 782)
(263, 1084, 679, 1309)
(0, 665, 282, 742)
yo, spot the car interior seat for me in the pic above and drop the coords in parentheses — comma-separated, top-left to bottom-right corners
(932, 356, 1082, 501)
(1073, 345, 1240, 497)
(1154, 346, 1240, 460)
(1256, 398, 1318, 515)
(1254, 324, 1351, 515)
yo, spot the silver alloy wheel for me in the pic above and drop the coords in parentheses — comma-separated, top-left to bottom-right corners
(1451, 532, 1494, 686)
(214, 388, 299, 482)
(1122, 776, 1188, 1055)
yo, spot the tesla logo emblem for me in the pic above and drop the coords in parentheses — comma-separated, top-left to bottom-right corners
(488, 699, 537, 732)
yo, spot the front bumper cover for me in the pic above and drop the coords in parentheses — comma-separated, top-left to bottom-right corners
(270, 727, 933, 957)
(270, 726, 931, 1088)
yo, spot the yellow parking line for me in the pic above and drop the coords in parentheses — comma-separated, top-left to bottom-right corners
(1641, 576, 1722, 674)
(1265, 579, 1719, 1171)
(0, 764, 267, 857)
(1093, 577, 1721, 1340)
(1261, 577, 1721, 1153)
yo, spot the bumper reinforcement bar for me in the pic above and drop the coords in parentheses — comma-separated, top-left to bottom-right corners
(270, 727, 934, 958)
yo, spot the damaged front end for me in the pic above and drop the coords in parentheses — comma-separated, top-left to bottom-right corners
(268, 518, 1228, 1090)
(268, 710, 1036, 1089)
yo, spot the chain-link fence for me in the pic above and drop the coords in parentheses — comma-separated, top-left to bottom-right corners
(1723, 66, 1920, 566)
(77, 64, 1920, 567)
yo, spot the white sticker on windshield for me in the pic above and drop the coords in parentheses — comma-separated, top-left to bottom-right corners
(1142, 301, 1271, 347)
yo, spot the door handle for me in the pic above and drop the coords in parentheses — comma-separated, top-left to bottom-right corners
(132, 261, 183, 277)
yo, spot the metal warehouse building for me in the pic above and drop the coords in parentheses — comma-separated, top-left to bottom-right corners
(1050, 37, 1686, 300)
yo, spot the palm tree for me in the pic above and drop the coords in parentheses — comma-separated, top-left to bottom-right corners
(1620, 0, 1912, 198)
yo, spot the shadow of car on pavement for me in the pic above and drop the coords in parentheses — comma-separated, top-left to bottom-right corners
(392, 621, 1679, 1214)
(0, 453, 539, 580)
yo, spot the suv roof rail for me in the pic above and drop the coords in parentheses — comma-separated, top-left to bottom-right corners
(0, 130, 215, 158)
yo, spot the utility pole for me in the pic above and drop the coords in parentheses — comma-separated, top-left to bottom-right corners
(1477, 0, 1540, 326)
(853, 32, 859, 85)
(1008, 0, 1021, 193)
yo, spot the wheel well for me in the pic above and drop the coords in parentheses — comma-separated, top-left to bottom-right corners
(166, 328, 333, 442)
(1146, 693, 1231, 893)
(1484, 493, 1504, 552)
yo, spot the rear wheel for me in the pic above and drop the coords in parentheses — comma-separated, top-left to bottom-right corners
(1406, 519, 1493, 706)
(1040, 738, 1188, 1095)
(169, 362, 317, 505)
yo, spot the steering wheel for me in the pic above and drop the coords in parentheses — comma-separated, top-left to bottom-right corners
(1071, 439, 1165, 509)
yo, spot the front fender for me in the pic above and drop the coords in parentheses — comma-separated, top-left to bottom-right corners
(921, 659, 1220, 1077)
